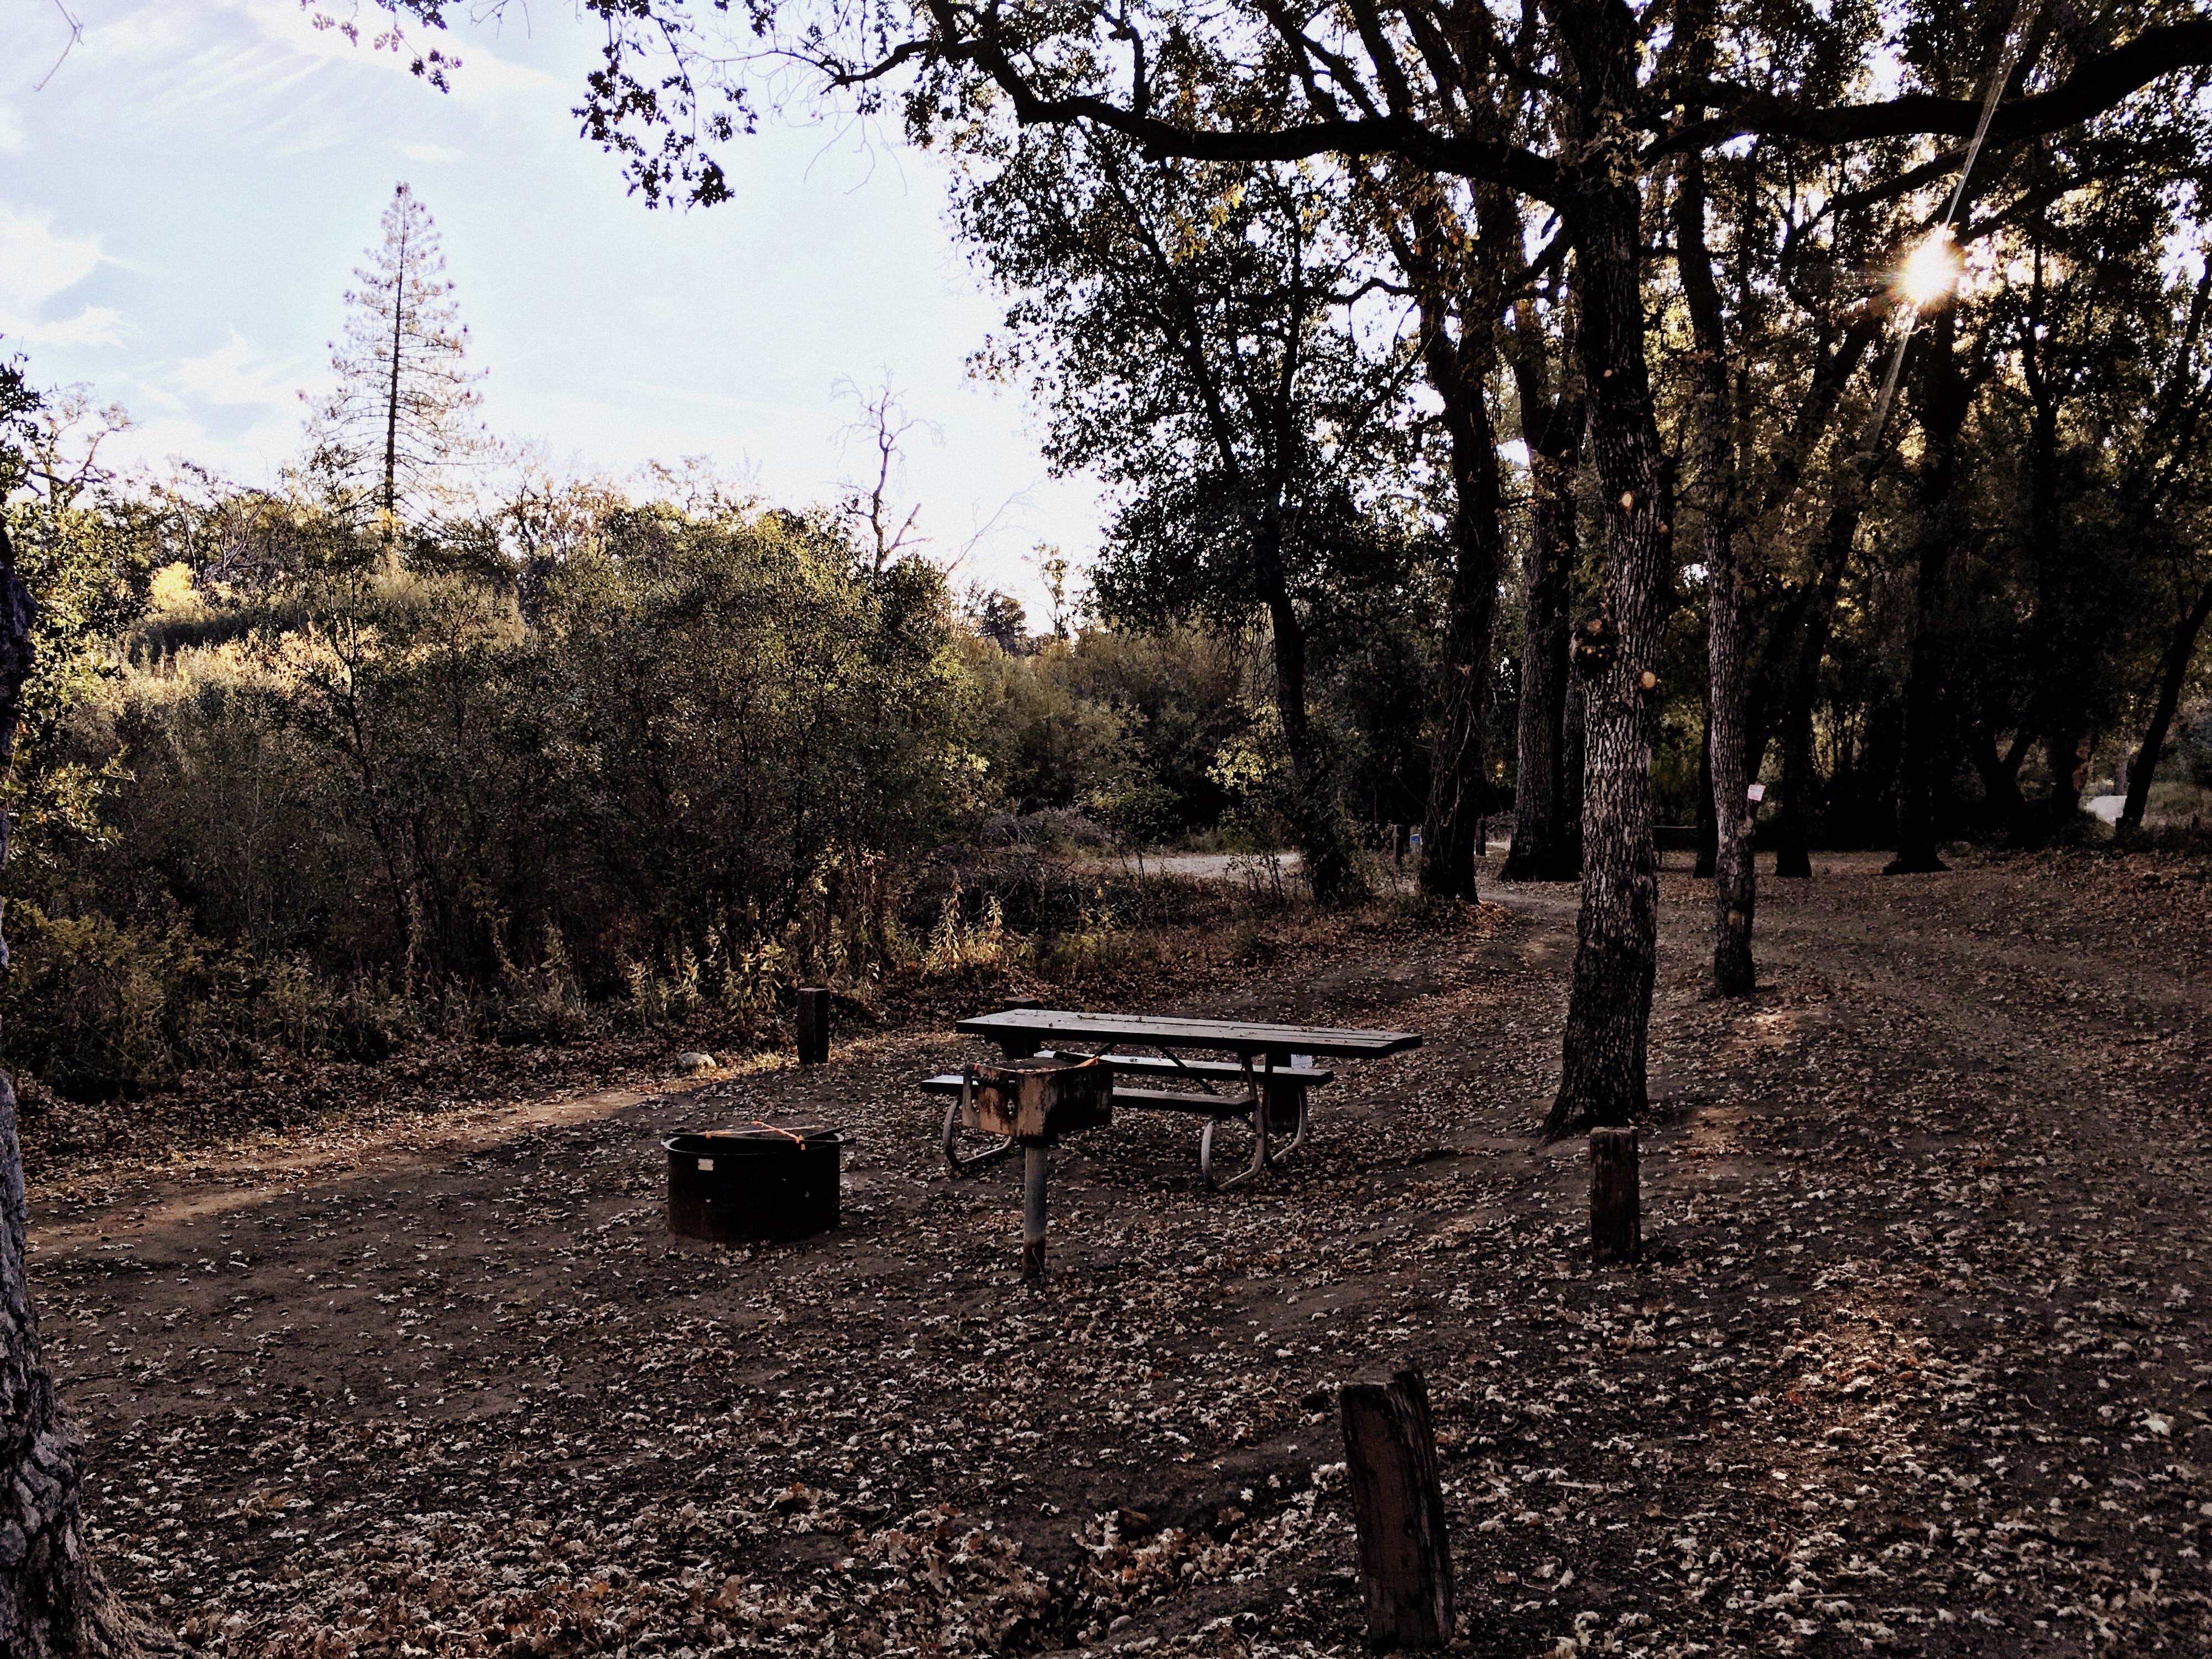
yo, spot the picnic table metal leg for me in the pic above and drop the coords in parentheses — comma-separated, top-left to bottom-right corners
(1021, 1145, 1048, 1280)
(1264, 1069, 1312, 1161)
(1201, 1056, 1272, 1191)
(943, 1066, 1016, 1177)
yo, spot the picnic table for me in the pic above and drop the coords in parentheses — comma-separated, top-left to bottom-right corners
(920, 1006, 1421, 1190)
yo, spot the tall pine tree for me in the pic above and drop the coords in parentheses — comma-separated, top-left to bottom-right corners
(309, 183, 485, 556)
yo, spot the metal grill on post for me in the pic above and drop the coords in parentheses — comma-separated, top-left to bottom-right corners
(960, 1054, 1113, 1283)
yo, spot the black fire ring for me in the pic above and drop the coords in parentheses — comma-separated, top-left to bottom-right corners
(664, 1125, 851, 1244)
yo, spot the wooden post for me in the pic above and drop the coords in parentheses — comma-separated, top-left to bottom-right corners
(1339, 1367, 1454, 1651)
(1590, 1125, 1640, 1261)
(796, 987, 830, 1067)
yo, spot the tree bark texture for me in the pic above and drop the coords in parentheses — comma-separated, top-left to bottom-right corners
(1969, 726, 2032, 834)
(1589, 1126, 1642, 1262)
(1766, 470, 1869, 876)
(1339, 1368, 1454, 1650)
(1770, 697, 1818, 878)
(1502, 302, 1584, 884)
(1562, 681, 1588, 874)
(2121, 576, 2212, 828)
(1266, 587, 1355, 902)
(0, 524, 159, 1657)
(0, 1077, 156, 1658)
(1405, 187, 1511, 904)
(1887, 307, 1971, 875)
(1693, 700, 1717, 879)
(1675, 137, 1755, 994)
(1545, 125, 1675, 1137)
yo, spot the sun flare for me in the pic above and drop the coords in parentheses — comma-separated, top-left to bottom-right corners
(1899, 229, 1961, 307)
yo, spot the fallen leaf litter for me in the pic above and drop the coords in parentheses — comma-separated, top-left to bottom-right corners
(24, 847, 2212, 1655)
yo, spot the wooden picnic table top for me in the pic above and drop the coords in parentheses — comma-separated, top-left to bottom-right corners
(954, 1007, 1421, 1061)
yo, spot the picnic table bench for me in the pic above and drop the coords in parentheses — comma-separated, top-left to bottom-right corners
(920, 1006, 1420, 1190)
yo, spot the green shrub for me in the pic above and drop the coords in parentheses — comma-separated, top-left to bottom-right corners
(0, 904, 425, 1103)
(0, 905, 244, 1099)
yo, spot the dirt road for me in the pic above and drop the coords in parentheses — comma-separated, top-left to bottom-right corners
(30, 848, 2212, 1655)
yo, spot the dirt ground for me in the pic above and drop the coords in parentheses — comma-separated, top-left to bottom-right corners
(27, 846, 2212, 1657)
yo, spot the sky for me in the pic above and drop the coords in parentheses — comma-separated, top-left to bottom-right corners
(0, 0, 1100, 613)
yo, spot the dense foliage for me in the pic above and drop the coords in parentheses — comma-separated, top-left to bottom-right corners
(0, 395, 1445, 1100)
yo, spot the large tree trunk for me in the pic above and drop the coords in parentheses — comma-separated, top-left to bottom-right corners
(1773, 697, 1818, 874)
(1693, 700, 1717, 879)
(1969, 726, 2031, 836)
(1420, 535, 1499, 901)
(2043, 724, 2091, 836)
(1561, 679, 1588, 874)
(0, 1079, 155, 1659)
(0, 528, 160, 1657)
(1672, 0, 1761, 995)
(1265, 587, 1354, 901)
(1544, 114, 1675, 1136)
(1409, 189, 1511, 903)
(1766, 473, 1867, 875)
(1886, 306, 1971, 876)
(1674, 134, 1755, 994)
(2121, 575, 2212, 828)
(1501, 304, 1583, 884)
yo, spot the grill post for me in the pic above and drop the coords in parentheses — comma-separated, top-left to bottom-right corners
(796, 987, 830, 1067)
(1021, 1145, 1048, 1281)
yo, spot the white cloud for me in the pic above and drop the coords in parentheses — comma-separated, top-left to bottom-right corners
(218, 0, 560, 107)
(20, 306, 130, 349)
(0, 203, 122, 346)
(175, 329, 299, 406)
(401, 141, 462, 164)
(67, 1, 559, 158)
(0, 204, 103, 311)
(104, 409, 305, 484)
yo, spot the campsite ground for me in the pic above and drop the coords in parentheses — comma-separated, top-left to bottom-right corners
(25, 846, 2212, 1656)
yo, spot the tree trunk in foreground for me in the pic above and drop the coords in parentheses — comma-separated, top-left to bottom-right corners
(1339, 1369, 1454, 1650)
(0, 529, 162, 1657)
(1545, 115, 1674, 1138)
(1502, 302, 1583, 884)
(2121, 576, 2212, 830)
(0, 1078, 157, 1659)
